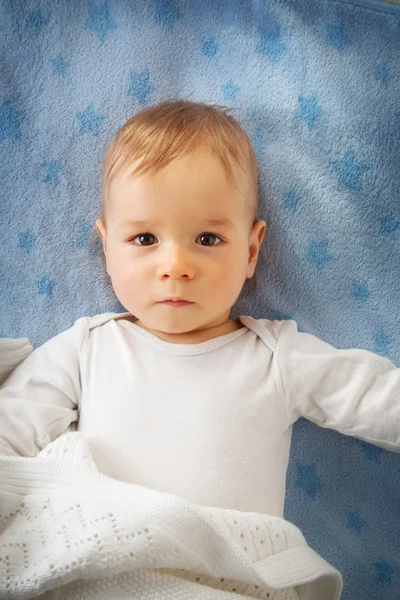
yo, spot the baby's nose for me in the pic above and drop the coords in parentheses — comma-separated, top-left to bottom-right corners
(158, 246, 195, 279)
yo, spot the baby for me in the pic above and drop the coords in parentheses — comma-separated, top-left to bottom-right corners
(0, 99, 399, 518)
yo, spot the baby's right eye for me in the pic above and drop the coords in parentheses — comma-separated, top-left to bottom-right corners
(131, 233, 157, 246)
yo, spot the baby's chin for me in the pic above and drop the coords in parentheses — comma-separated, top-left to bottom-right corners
(135, 310, 219, 335)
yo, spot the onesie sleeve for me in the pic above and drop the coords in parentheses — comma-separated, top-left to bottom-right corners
(275, 319, 400, 451)
(0, 319, 88, 457)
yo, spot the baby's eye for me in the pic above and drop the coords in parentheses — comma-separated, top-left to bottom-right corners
(132, 233, 156, 246)
(131, 233, 222, 246)
(196, 233, 222, 246)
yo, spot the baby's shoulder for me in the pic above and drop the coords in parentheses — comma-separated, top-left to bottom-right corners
(49, 312, 131, 347)
(241, 315, 297, 350)
(81, 311, 131, 331)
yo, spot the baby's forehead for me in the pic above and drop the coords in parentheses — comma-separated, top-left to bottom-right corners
(105, 154, 254, 224)
(109, 163, 247, 202)
(108, 196, 250, 233)
(113, 210, 241, 227)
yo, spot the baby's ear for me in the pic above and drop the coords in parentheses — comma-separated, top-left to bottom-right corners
(95, 219, 108, 258)
(95, 218, 105, 239)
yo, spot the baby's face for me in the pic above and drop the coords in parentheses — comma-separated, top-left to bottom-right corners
(97, 146, 265, 343)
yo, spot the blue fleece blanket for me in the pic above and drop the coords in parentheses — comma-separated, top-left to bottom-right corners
(1, 1, 399, 597)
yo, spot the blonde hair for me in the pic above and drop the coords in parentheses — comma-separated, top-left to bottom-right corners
(100, 99, 258, 227)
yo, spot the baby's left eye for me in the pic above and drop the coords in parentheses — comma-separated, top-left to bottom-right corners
(197, 233, 222, 246)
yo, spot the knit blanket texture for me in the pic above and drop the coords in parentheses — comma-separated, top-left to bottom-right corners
(0, 432, 342, 600)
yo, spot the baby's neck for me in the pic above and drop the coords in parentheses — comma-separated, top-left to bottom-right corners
(132, 318, 244, 344)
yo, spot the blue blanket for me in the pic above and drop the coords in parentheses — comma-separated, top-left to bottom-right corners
(1, 0, 399, 597)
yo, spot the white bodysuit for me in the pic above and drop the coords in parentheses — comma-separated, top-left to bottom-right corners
(0, 312, 399, 517)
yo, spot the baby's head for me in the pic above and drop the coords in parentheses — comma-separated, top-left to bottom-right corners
(96, 99, 266, 343)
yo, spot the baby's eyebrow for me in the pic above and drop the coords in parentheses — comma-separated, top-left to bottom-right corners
(117, 220, 147, 230)
(117, 218, 236, 230)
(203, 218, 236, 229)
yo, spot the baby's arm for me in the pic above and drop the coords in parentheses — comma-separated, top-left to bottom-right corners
(275, 320, 400, 451)
(0, 325, 82, 456)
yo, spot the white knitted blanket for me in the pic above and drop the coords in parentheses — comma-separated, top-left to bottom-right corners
(0, 434, 342, 600)
(0, 339, 342, 600)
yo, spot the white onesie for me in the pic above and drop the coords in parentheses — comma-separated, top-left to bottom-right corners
(0, 312, 399, 517)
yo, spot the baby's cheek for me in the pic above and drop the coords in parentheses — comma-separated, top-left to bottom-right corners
(110, 265, 142, 299)
(214, 267, 243, 296)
